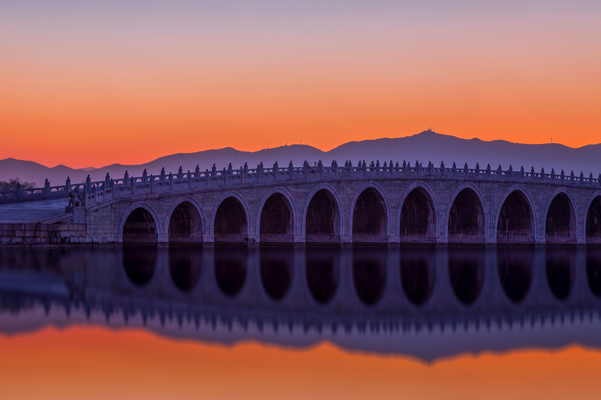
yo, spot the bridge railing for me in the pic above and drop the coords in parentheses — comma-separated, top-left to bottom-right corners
(2, 160, 601, 207)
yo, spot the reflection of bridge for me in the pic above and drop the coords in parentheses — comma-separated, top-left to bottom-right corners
(1, 247, 601, 361)
(2, 160, 601, 245)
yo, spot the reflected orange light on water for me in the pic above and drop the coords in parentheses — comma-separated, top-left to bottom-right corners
(0, 326, 599, 400)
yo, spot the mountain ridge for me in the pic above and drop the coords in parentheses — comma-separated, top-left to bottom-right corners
(2, 131, 600, 187)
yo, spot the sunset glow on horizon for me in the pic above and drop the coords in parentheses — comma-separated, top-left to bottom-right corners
(2, 1, 601, 168)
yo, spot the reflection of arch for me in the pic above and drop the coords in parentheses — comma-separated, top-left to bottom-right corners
(302, 183, 344, 243)
(210, 191, 252, 238)
(445, 183, 487, 242)
(165, 196, 205, 245)
(493, 186, 537, 244)
(349, 182, 391, 241)
(397, 182, 439, 242)
(584, 191, 601, 244)
(544, 188, 578, 243)
(118, 202, 161, 244)
(255, 187, 297, 243)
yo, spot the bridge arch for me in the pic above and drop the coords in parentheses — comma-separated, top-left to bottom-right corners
(119, 202, 162, 245)
(256, 187, 297, 244)
(211, 191, 252, 244)
(302, 183, 344, 244)
(446, 183, 487, 244)
(585, 191, 601, 245)
(494, 186, 537, 245)
(397, 182, 439, 243)
(544, 188, 578, 244)
(165, 196, 205, 245)
(349, 182, 391, 243)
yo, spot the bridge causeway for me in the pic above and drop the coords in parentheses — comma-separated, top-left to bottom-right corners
(2, 159, 601, 246)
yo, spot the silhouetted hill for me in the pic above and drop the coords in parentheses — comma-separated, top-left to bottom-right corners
(2, 131, 601, 187)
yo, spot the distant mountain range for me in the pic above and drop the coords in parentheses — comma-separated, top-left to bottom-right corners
(2, 131, 601, 187)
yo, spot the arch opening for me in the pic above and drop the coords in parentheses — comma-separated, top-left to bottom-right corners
(497, 191, 534, 245)
(400, 188, 435, 243)
(306, 189, 340, 244)
(169, 248, 203, 292)
(260, 248, 293, 301)
(448, 189, 485, 244)
(123, 247, 157, 286)
(306, 248, 340, 305)
(352, 249, 387, 306)
(400, 250, 435, 307)
(214, 197, 248, 244)
(352, 188, 387, 244)
(586, 249, 601, 298)
(123, 208, 158, 245)
(586, 196, 601, 245)
(214, 247, 247, 297)
(545, 249, 574, 301)
(497, 248, 533, 303)
(448, 250, 484, 306)
(545, 193, 576, 244)
(169, 201, 203, 246)
(260, 193, 294, 244)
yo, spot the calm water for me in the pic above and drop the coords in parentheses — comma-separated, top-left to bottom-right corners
(1, 246, 601, 399)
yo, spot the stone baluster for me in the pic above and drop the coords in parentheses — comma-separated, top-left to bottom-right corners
(318, 160, 323, 177)
(150, 175, 154, 194)
(465, 163, 469, 177)
(205, 169, 210, 187)
(440, 161, 445, 176)
(402, 160, 407, 175)
(288, 161, 293, 180)
(552, 168, 557, 181)
(332, 160, 338, 176)
(363, 160, 367, 177)
(178, 166, 183, 179)
(258, 162, 263, 182)
(195, 165, 200, 177)
(86, 175, 92, 193)
(303, 160, 308, 179)
(66, 177, 71, 194)
(105, 173, 111, 191)
(428, 161, 433, 176)
(589, 172, 594, 185)
(415, 160, 420, 176)
(187, 170, 191, 188)
(452, 162, 457, 176)
(273, 161, 278, 181)
(223, 167, 227, 185)
(520, 166, 524, 179)
(486, 163, 491, 177)
(375, 160, 380, 176)
(475, 163, 480, 176)
(43, 179, 50, 199)
(559, 169, 563, 182)
(15, 181, 21, 200)
(142, 169, 148, 183)
(240, 166, 245, 183)
(541, 168, 545, 181)
(169, 172, 173, 191)
(211, 164, 217, 177)
(496, 165, 502, 177)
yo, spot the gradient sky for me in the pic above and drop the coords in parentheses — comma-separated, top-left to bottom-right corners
(1, 1, 601, 168)
(1, 326, 600, 400)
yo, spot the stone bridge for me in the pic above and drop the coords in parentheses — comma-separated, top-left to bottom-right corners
(3, 159, 601, 245)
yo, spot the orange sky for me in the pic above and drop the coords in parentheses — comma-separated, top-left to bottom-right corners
(0, 326, 599, 400)
(1, 2, 600, 168)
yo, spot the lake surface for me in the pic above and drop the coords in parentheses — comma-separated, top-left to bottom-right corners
(1, 246, 601, 399)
